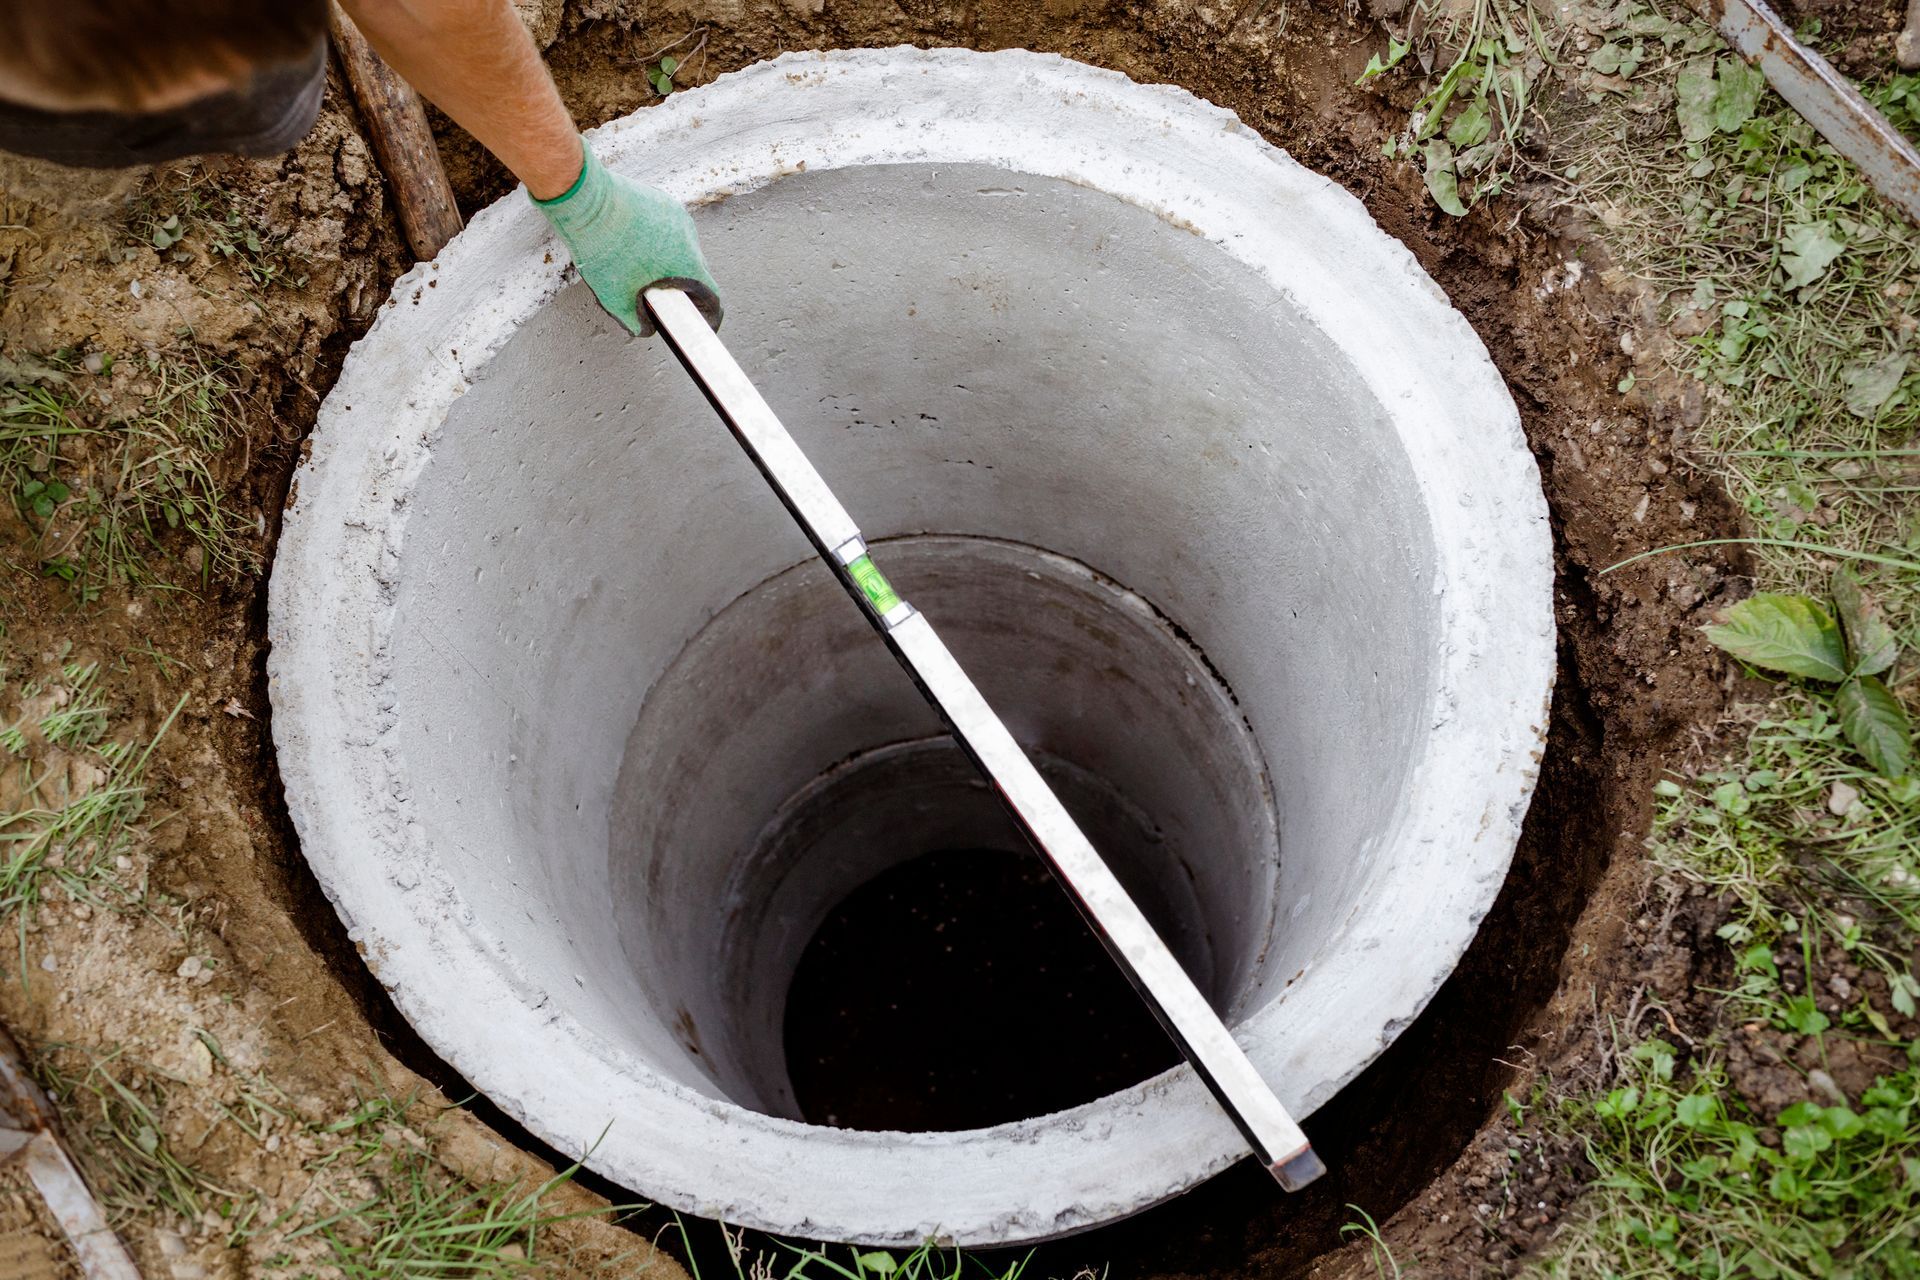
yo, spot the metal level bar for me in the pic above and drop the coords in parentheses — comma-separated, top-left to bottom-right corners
(643, 285, 1323, 1190)
(1702, 0, 1920, 227)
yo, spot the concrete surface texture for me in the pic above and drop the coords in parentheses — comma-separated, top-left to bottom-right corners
(267, 48, 1555, 1245)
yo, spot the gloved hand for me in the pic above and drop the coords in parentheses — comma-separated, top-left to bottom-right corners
(533, 138, 723, 336)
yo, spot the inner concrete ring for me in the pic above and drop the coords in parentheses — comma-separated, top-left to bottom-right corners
(268, 48, 1555, 1246)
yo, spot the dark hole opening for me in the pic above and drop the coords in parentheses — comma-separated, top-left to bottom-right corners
(783, 846, 1181, 1132)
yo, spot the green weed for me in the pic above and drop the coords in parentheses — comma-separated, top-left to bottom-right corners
(1548, 1039, 1920, 1278)
(1703, 568, 1911, 778)
(0, 685, 185, 966)
(2, 376, 89, 534)
(129, 187, 305, 291)
(682, 1221, 1034, 1280)
(2, 349, 253, 597)
(281, 1154, 607, 1279)
(1648, 696, 1920, 1031)
(1361, 0, 1559, 213)
(34, 1041, 242, 1227)
(639, 27, 708, 97)
(1341, 1204, 1412, 1277)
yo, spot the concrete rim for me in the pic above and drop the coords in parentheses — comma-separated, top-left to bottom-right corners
(268, 47, 1554, 1245)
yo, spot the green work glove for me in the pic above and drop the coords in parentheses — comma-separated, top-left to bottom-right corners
(533, 139, 723, 336)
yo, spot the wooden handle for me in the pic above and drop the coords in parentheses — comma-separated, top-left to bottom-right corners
(328, 3, 464, 261)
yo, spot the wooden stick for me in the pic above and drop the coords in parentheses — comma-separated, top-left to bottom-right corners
(328, 3, 464, 261)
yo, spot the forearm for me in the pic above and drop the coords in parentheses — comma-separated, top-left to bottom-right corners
(337, 0, 582, 198)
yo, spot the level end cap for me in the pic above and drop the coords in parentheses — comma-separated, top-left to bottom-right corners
(1270, 1145, 1327, 1192)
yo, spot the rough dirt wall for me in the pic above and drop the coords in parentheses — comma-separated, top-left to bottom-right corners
(0, 0, 1781, 1275)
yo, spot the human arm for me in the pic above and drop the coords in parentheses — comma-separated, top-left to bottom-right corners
(337, 0, 721, 331)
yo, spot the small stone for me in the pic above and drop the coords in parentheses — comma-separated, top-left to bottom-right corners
(156, 1230, 188, 1259)
(1827, 974, 1854, 1002)
(176, 956, 203, 980)
(1808, 1069, 1848, 1105)
(183, 1036, 214, 1084)
(1829, 781, 1860, 817)
(265, 1133, 281, 1153)
(115, 855, 133, 872)
(38, 954, 55, 973)
(129, 279, 143, 299)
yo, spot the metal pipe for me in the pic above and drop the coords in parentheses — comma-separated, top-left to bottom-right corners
(1704, 0, 1920, 227)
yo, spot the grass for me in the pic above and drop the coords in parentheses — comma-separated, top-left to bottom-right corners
(1648, 693, 1920, 1015)
(34, 1041, 243, 1227)
(1544, 1036, 1920, 1279)
(34, 1048, 628, 1277)
(128, 180, 307, 294)
(1542, 4, 1920, 1275)
(679, 1222, 1038, 1280)
(2, 348, 253, 598)
(1363, 1, 1920, 1275)
(1341, 1205, 1412, 1278)
(0, 642, 620, 1279)
(1543, 3, 1920, 636)
(279, 1153, 607, 1279)
(0, 666, 184, 969)
(261, 1080, 631, 1279)
(1533, 0, 1920, 958)
(1363, 0, 1562, 214)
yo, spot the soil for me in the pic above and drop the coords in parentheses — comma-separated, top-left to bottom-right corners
(785, 848, 1181, 1132)
(0, 0, 1797, 1276)
(1773, 0, 1906, 79)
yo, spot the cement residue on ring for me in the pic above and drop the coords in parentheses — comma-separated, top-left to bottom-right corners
(267, 48, 1554, 1245)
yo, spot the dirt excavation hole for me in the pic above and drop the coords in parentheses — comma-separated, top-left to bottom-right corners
(0, 2, 1760, 1276)
(245, 9, 1746, 1275)
(271, 47, 1556, 1247)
